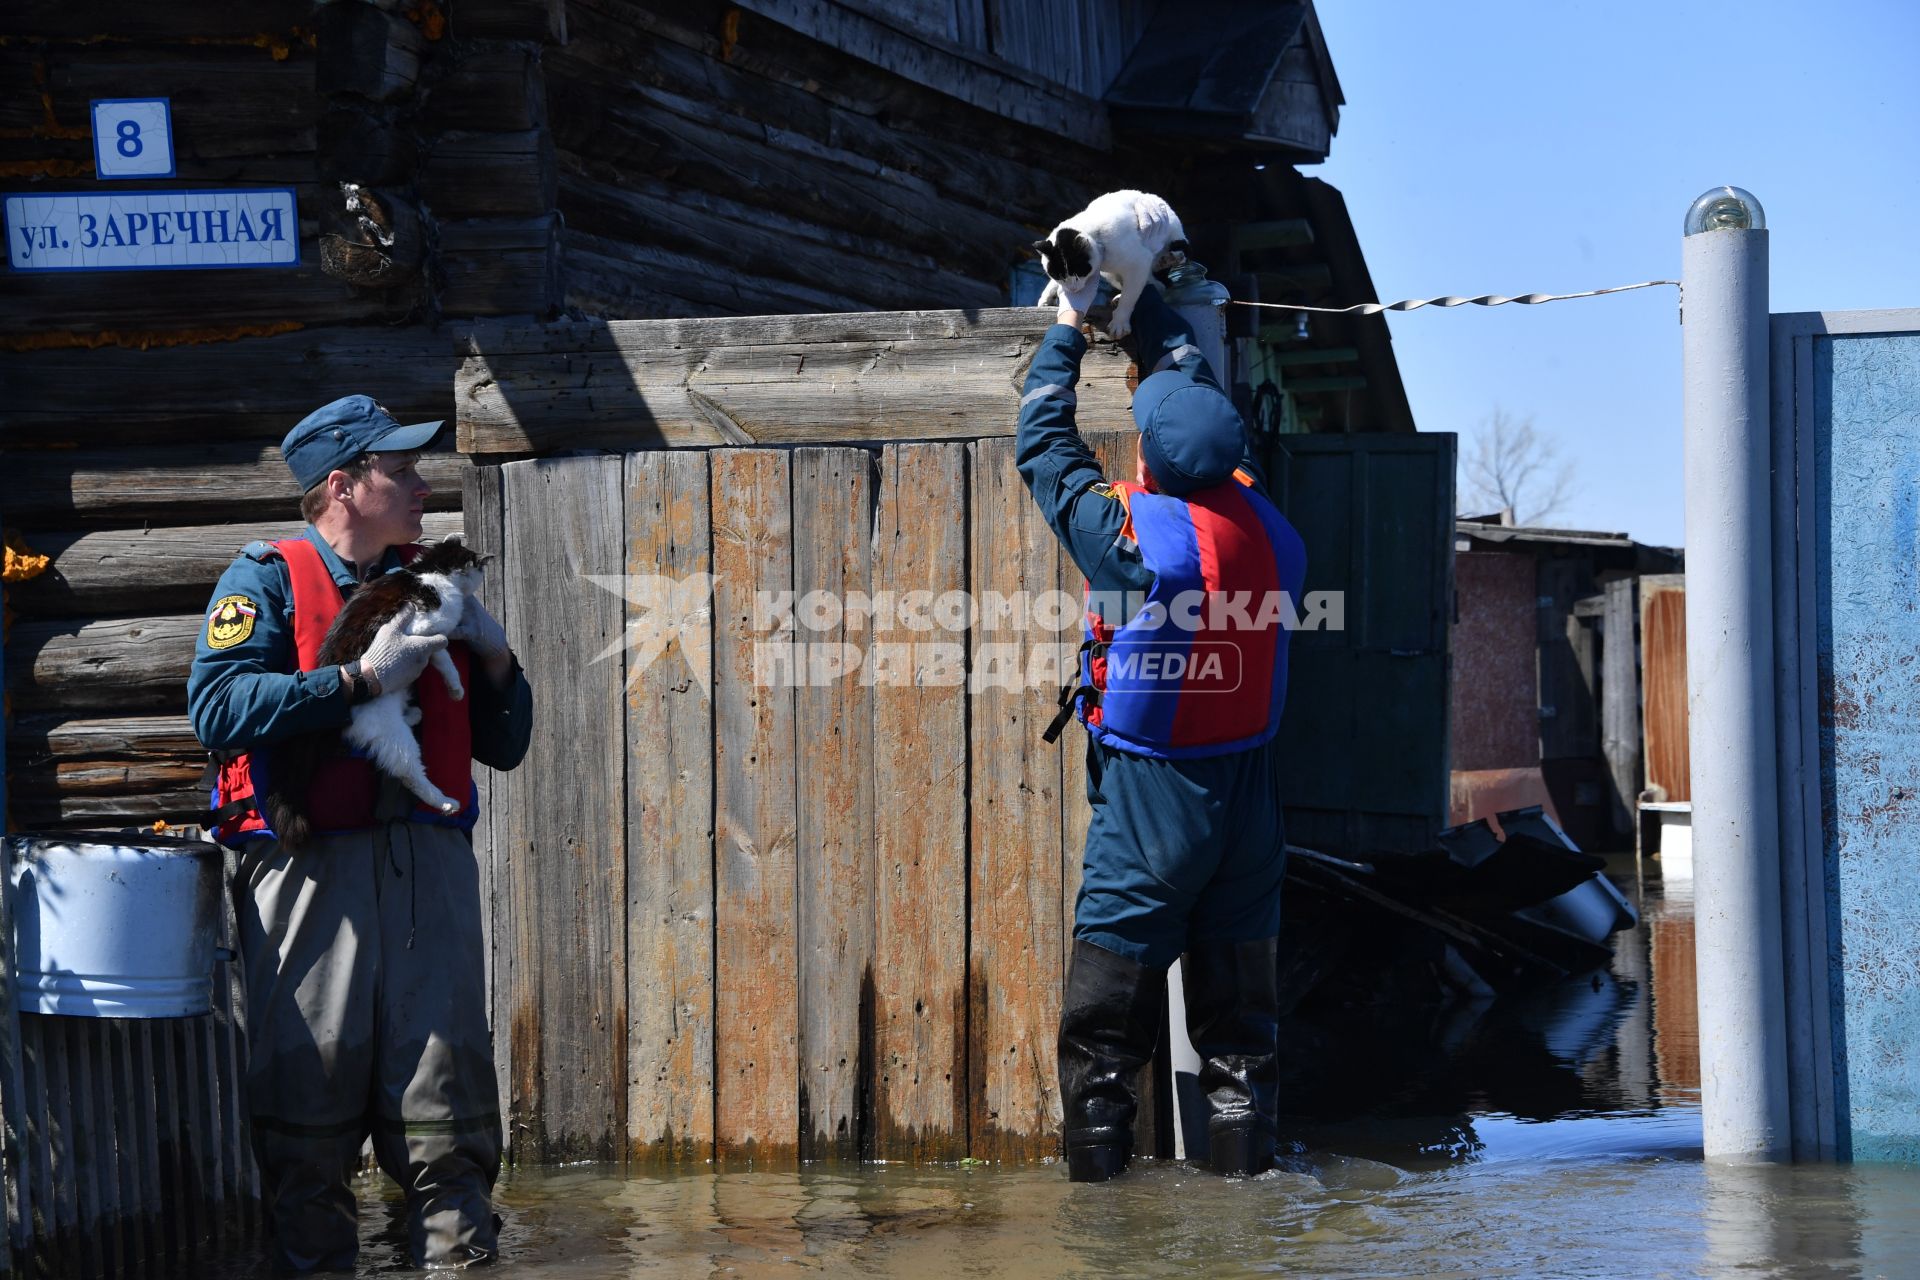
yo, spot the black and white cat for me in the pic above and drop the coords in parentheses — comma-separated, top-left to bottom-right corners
(1033, 189, 1188, 339)
(264, 538, 485, 848)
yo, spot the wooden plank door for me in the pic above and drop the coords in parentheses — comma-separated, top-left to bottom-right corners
(1267, 433, 1457, 855)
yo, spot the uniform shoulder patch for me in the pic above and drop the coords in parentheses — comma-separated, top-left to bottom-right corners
(1088, 481, 1119, 500)
(206, 594, 260, 650)
(240, 540, 283, 563)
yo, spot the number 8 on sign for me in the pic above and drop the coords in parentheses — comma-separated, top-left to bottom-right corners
(91, 99, 174, 180)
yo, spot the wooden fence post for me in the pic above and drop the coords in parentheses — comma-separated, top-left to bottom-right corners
(869, 443, 971, 1163)
(792, 448, 876, 1163)
(624, 450, 717, 1166)
(966, 436, 1066, 1162)
(710, 450, 800, 1166)
(497, 456, 630, 1161)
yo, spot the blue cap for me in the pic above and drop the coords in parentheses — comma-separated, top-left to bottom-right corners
(1131, 370, 1244, 496)
(282, 395, 445, 492)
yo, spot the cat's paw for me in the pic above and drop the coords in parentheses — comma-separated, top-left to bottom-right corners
(403, 705, 423, 726)
(437, 799, 460, 815)
(1105, 315, 1133, 340)
(1037, 279, 1060, 306)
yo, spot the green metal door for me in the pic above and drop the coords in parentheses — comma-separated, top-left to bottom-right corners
(1267, 433, 1456, 855)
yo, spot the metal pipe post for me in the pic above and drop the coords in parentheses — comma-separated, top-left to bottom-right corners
(1680, 191, 1791, 1161)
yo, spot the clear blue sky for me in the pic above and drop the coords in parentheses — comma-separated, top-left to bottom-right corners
(1308, 1, 1920, 547)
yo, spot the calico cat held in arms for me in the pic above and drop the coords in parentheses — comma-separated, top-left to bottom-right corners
(264, 538, 486, 849)
(1033, 189, 1188, 339)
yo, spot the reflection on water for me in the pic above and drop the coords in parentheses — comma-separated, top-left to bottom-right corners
(184, 858, 1920, 1278)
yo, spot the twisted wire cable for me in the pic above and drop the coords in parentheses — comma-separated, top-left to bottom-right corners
(1231, 279, 1679, 315)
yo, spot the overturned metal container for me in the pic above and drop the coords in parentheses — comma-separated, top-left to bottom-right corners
(6, 832, 224, 1017)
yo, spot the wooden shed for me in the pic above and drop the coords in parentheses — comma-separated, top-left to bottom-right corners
(0, 0, 1468, 1209)
(1448, 518, 1683, 851)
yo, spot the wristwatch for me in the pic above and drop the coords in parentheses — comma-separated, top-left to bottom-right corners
(341, 660, 378, 705)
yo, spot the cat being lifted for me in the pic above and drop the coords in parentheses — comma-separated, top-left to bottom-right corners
(1033, 189, 1188, 340)
(263, 538, 485, 849)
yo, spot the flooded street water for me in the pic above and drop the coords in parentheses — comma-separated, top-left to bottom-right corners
(194, 858, 1920, 1278)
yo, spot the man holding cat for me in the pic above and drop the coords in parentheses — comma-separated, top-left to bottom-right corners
(1018, 270, 1306, 1182)
(188, 395, 532, 1272)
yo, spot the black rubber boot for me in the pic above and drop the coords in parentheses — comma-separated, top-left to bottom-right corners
(1182, 935, 1281, 1177)
(1057, 938, 1164, 1182)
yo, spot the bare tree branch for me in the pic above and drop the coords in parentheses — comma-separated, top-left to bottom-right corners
(1458, 408, 1578, 526)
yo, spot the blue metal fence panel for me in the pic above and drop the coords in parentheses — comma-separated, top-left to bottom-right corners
(1808, 324, 1920, 1161)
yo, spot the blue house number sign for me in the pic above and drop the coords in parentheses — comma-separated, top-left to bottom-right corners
(4, 97, 301, 273)
(91, 98, 175, 180)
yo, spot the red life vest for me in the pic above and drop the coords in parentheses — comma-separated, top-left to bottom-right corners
(1076, 472, 1307, 759)
(211, 537, 476, 842)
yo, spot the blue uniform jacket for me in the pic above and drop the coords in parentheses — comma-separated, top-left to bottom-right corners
(1015, 286, 1268, 602)
(188, 526, 533, 771)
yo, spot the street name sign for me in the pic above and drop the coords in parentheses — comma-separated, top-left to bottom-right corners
(5, 189, 300, 273)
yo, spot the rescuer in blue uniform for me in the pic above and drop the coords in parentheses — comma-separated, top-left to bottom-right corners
(189, 397, 533, 1271)
(1020, 275, 1307, 1181)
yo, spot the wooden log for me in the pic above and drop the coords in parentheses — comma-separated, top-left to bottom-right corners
(710, 449, 800, 1166)
(496, 456, 629, 1162)
(455, 308, 1139, 454)
(545, 80, 1027, 281)
(318, 106, 418, 186)
(557, 169, 1003, 315)
(7, 446, 469, 526)
(423, 48, 547, 133)
(9, 0, 308, 40)
(0, 222, 415, 337)
(14, 760, 203, 799)
(454, 0, 567, 42)
(5, 790, 208, 831)
(553, 12, 1094, 229)
(562, 233, 873, 328)
(7, 513, 462, 618)
(729, 0, 1108, 144)
(791, 447, 875, 1163)
(870, 442, 969, 1162)
(5, 615, 198, 714)
(2, 43, 316, 166)
(623, 450, 717, 1166)
(423, 129, 557, 218)
(7, 714, 199, 771)
(316, 1, 430, 104)
(439, 216, 564, 318)
(965, 434, 1065, 1161)
(5, 324, 455, 449)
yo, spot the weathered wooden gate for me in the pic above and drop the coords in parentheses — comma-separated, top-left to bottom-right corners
(466, 429, 1143, 1166)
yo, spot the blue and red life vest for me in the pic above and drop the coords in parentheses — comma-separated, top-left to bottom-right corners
(210, 537, 477, 843)
(1075, 472, 1307, 759)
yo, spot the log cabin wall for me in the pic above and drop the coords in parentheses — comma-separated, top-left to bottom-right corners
(546, 0, 1168, 319)
(6, 0, 1393, 830)
(2, 1, 569, 830)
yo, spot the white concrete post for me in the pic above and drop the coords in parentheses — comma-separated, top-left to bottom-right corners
(1680, 187, 1792, 1161)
